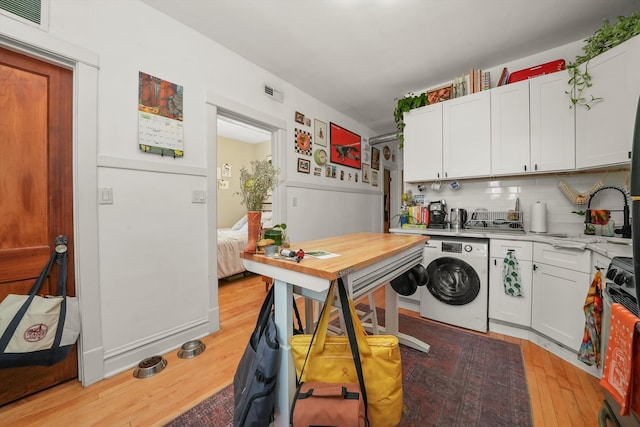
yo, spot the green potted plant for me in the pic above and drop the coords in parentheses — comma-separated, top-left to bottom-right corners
(567, 12, 640, 109)
(393, 92, 429, 148)
(237, 160, 279, 253)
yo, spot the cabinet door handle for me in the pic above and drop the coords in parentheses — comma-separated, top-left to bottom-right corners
(533, 264, 537, 271)
(524, 165, 527, 172)
(534, 164, 538, 171)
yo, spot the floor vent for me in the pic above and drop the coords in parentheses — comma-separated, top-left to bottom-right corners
(264, 84, 284, 103)
(0, 0, 43, 25)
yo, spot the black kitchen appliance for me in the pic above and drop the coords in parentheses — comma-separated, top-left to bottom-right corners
(598, 95, 640, 427)
(631, 95, 640, 314)
(428, 200, 447, 229)
(599, 257, 639, 427)
(450, 208, 468, 229)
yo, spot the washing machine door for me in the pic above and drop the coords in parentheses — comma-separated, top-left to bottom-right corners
(425, 256, 480, 305)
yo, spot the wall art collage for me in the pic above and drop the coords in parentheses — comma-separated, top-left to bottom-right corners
(293, 110, 393, 187)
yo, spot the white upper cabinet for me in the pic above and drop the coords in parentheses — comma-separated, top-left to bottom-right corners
(530, 71, 575, 171)
(403, 103, 443, 182)
(491, 80, 530, 175)
(491, 74, 575, 176)
(402, 35, 640, 183)
(575, 35, 640, 168)
(442, 91, 491, 179)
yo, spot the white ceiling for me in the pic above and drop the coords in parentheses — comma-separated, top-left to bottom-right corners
(143, 0, 640, 135)
(217, 116, 271, 143)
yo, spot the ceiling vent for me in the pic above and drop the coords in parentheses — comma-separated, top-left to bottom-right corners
(264, 84, 284, 103)
(0, 0, 44, 25)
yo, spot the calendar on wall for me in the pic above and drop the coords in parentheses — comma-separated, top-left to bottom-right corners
(138, 72, 184, 157)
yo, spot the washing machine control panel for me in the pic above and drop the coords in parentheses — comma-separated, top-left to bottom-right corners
(441, 242, 476, 253)
(441, 242, 462, 253)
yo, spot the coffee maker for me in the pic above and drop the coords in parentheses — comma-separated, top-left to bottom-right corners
(428, 200, 447, 228)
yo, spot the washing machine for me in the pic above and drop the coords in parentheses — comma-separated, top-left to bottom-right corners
(420, 236, 489, 332)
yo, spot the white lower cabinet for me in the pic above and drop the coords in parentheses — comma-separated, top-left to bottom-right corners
(489, 239, 533, 327)
(531, 243, 592, 351)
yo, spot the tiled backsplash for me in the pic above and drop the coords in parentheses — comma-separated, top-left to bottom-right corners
(405, 169, 631, 236)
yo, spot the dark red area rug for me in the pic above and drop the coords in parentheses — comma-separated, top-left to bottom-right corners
(165, 308, 532, 427)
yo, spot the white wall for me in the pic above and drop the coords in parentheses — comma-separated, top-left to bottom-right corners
(217, 138, 270, 228)
(0, 0, 384, 382)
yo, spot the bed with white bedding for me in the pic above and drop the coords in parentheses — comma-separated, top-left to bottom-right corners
(217, 227, 248, 279)
(217, 212, 272, 279)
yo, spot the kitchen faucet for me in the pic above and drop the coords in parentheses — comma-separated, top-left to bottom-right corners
(586, 185, 632, 238)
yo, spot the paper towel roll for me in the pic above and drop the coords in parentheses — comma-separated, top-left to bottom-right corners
(530, 201, 547, 233)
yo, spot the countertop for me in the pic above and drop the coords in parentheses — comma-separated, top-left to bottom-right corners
(389, 227, 633, 259)
(241, 232, 428, 280)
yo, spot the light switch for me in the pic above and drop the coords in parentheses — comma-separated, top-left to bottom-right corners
(192, 190, 207, 203)
(99, 187, 113, 205)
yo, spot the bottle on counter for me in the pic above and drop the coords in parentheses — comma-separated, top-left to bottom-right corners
(602, 219, 615, 237)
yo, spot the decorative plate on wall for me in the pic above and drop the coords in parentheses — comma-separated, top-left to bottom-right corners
(294, 128, 312, 156)
(383, 145, 391, 160)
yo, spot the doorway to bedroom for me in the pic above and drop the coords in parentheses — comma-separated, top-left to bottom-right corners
(216, 115, 273, 281)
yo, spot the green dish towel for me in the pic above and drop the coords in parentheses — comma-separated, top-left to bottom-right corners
(502, 250, 522, 297)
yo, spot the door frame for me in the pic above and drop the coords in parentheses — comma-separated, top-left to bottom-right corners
(205, 92, 287, 328)
(1, 21, 103, 385)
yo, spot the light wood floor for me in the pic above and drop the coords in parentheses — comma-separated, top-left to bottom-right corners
(0, 274, 604, 426)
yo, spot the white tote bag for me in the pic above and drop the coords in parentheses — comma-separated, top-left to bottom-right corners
(0, 294, 80, 352)
(0, 242, 80, 368)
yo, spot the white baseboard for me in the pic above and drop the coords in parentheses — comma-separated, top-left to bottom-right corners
(489, 319, 601, 378)
(103, 322, 210, 378)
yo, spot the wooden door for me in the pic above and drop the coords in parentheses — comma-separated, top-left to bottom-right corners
(383, 168, 391, 233)
(0, 46, 76, 405)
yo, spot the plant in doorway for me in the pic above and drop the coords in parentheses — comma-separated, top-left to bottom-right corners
(236, 160, 279, 253)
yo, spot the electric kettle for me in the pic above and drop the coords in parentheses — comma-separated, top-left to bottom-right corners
(450, 208, 468, 230)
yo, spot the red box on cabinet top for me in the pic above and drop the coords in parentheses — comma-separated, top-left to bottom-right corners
(507, 59, 566, 83)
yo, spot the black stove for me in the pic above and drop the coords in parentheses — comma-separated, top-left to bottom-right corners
(600, 256, 640, 427)
(605, 256, 639, 317)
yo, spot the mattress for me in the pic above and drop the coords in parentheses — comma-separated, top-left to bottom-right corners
(217, 228, 247, 279)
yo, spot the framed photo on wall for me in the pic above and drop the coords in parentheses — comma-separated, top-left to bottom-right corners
(314, 119, 328, 147)
(297, 157, 311, 173)
(371, 170, 379, 187)
(362, 163, 370, 183)
(371, 147, 380, 170)
(330, 122, 361, 169)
